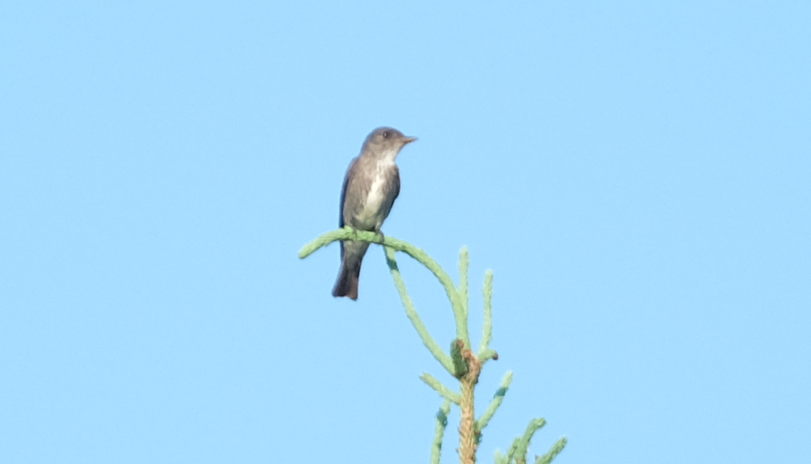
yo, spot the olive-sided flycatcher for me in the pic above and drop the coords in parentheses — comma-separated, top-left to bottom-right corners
(332, 127, 417, 300)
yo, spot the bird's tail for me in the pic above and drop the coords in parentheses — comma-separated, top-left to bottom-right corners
(332, 261, 360, 300)
(332, 241, 369, 300)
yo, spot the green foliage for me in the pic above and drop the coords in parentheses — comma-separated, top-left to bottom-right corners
(300, 228, 566, 463)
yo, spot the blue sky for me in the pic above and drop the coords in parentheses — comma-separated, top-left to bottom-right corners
(2, 1, 809, 463)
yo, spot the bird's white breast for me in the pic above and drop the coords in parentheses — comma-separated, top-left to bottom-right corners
(355, 160, 395, 229)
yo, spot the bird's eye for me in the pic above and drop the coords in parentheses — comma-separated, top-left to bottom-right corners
(382, 131, 390, 138)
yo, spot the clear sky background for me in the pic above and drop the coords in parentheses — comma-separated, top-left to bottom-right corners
(1, 1, 809, 463)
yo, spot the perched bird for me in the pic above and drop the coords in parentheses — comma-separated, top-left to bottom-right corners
(332, 127, 417, 300)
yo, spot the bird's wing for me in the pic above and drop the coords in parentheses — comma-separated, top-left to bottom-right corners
(338, 156, 360, 228)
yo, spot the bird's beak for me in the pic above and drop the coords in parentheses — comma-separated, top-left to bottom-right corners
(402, 136, 418, 145)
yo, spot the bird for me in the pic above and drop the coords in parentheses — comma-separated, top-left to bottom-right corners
(332, 127, 417, 300)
